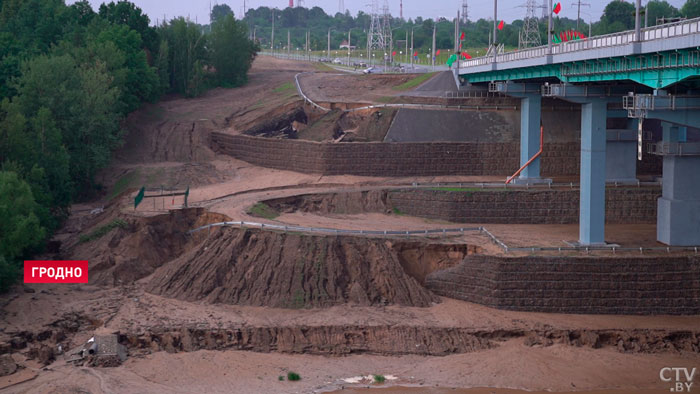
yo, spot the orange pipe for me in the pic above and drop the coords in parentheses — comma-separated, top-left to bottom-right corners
(506, 124, 544, 184)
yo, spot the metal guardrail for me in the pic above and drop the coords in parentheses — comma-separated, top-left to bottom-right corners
(187, 220, 699, 254)
(294, 72, 330, 112)
(188, 220, 481, 237)
(293, 71, 515, 114)
(459, 16, 700, 69)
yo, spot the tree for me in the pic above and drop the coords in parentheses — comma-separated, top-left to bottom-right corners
(600, 0, 636, 32)
(98, 0, 158, 52)
(0, 171, 45, 260)
(646, 1, 679, 25)
(158, 17, 208, 95)
(210, 14, 258, 87)
(682, 0, 700, 18)
(0, 171, 46, 292)
(211, 3, 233, 24)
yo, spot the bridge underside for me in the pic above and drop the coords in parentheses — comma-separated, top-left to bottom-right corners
(460, 49, 700, 90)
(482, 76, 699, 246)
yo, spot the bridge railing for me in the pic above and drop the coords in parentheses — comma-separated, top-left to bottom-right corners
(460, 16, 700, 68)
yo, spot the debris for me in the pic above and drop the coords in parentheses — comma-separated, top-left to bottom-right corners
(65, 335, 127, 367)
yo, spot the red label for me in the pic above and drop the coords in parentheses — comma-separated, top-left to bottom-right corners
(24, 261, 89, 283)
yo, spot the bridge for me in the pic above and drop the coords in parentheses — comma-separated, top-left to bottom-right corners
(455, 7, 700, 247)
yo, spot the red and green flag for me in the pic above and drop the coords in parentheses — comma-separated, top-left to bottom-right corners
(460, 31, 465, 40)
(497, 20, 505, 30)
(436, 49, 440, 55)
(461, 52, 472, 59)
(392, 51, 396, 56)
(553, 2, 561, 14)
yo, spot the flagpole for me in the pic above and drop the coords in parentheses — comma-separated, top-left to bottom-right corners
(548, 0, 553, 54)
(493, 0, 497, 63)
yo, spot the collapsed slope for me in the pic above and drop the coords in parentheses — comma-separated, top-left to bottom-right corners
(146, 227, 439, 308)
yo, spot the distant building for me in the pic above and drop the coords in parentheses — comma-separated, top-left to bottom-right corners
(339, 40, 356, 50)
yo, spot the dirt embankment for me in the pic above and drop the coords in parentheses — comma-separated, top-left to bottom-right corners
(70, 208, 230, 286)
(266, 190, 391, 215)
(146, 227, 439, 308)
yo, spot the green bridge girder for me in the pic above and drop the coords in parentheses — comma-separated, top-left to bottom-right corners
(461, 48, 700, 89)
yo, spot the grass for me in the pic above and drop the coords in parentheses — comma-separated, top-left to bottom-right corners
(108, 170, 140, 201)
(373, 374, 386, 384)
(273, 81, 295, 93)
(247, 202, 279, 220)
(313, 62, 335, 72)
(391, 207, 403, 215)
(391, 72, 436, 91)
(278, 376, 284, 381)
(287, 372, 301, 381)
(79, 219, 128, 244)
(376, 95, 399, 104)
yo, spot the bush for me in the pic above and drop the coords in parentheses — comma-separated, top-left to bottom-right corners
(287, 372, 301, 381)
(79, 219, 128, 243)
(373, 374, 386, 384)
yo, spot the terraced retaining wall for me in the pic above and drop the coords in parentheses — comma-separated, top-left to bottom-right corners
(425, 255, 700, 315)
(211, 133, 575, 176)
(387, 187, 661, 224)
(212, 133, 659, 177)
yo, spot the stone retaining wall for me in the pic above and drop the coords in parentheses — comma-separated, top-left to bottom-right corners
(212, 133, 660, 177)
(387, 187, 661, 224)
(425, 255, 700, 315)
(212, 132, 581, 176)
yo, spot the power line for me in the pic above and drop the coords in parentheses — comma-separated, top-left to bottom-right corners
(571, 0, 591, 31)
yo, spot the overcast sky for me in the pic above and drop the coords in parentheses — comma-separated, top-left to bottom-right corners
(72, 0, 689, 25)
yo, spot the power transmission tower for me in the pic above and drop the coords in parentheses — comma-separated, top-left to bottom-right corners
(520, 0, 542, 49)
(462, 0, 469, 24)
(400, 0, 403, 20)
(367, 0, 392, 61)
(297, 0, 305, 8)
(571, 0, 590, 31)
(339, 0, 345, 14)
(541, 0, 548, 19)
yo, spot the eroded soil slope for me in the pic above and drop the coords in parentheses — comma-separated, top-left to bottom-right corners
(70, 208, 229, 286)
(146, 227, 439, 308)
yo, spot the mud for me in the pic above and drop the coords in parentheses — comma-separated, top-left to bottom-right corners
(122, 326, 700, 356)
(146, 227, 439, 308)
(266, 190, 391, 215)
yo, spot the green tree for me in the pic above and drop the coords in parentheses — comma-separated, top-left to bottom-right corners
(210, 14, 258, 87)
(646, 1, 679, 25)
(682, 0, 700, 18)
(0, 171, 46, 291)
(598, 0, 636, 33)
(0, 171, 46, 259)
(210, 3, 233, 24)
(98, 0, 158, 52)
(158, 17, 207, 95)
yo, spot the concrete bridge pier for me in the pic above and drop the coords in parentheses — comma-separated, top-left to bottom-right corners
(489, 82, 550, 184)
(605, 119, 638, 183)
(657, 122, 700, 245)
(579, 99, 609, 245)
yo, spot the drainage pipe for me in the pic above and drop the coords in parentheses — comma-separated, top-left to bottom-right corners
(505, 124, 543, 184)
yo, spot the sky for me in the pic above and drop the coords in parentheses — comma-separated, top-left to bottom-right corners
(71, 0, 689, 26)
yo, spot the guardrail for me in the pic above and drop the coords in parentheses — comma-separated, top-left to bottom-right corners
(188, 220, 481, 237)
(459, 16, 700, 69)
(294, 72, 330, 112)
(187, 220, 698, 254)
